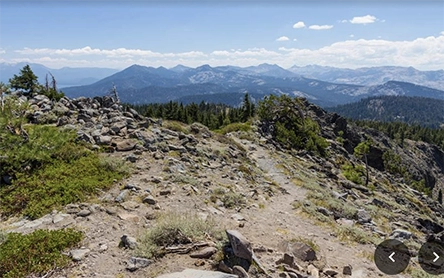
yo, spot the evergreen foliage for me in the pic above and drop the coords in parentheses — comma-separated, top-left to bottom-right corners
(128, 93, 255, 130)
(354, 120, 444, 150)
(328, 95, 444, 128)
(257, 94, 329, 156)
(8, 65, 64, 101)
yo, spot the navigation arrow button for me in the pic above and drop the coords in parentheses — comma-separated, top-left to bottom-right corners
(389, 252, 396, 263)
(434, 252, 440, 263)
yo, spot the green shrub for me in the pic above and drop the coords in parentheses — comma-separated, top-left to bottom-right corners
(137, 212, 225, 259)
(1, 154, 129, 219)
(0, 229, 83, 278)
(341, 163, 365, 185)
(257, 95, 328, 156)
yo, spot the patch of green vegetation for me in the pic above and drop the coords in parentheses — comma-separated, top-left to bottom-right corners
(137, 212, 225, 259)
(163, 120, 189, 134)
(334, 225, 380, 245)
(257, 95, 329, 156)
(0, 228, 83, 278)
(217, 122, 251, 135)
(0, 98, 131, 219)
(341, 163, 366, 185)
(1, 154, 129, 219)
(209, 187, 246, 209)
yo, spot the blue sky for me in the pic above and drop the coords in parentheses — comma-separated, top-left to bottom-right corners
(0, 1, 443, 70)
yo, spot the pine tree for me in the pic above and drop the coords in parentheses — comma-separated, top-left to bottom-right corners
(9, 65, 40, 96)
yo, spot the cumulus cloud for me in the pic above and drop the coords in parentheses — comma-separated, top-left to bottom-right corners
(5, 36, 444, 70)
(441, 31, 444, 36)
(350, 15, 377, 24)
(308, 25, 333, 30)
(276, 36, 290, 41)
(293, 21, 305, 29)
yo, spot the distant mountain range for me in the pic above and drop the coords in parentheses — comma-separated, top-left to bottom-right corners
(288, 65, 444, 90)
(328, 95, 444, 128)
(1, 62, 444, 107)
(0, 62, 119, 88)
(61, 64, 444, 107)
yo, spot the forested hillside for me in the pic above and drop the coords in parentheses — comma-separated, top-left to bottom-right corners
(328, 95, 444, 128)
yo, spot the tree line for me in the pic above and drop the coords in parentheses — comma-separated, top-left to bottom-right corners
(354, 119, 444, 150)
(127, 93, 255, 130)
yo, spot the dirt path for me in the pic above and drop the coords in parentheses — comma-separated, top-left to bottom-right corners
(232, 138, 405, 278)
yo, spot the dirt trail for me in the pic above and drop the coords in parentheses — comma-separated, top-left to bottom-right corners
(232, 138, 404, 278)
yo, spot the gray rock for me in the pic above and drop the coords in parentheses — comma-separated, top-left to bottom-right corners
(97, 135, 112, 145)
(120, 234, 138, 250)
(126, 257, 153, 271)
(232, 266, 249, 278)
(390, 229, 412, 240)
(189, 246, 218, 259)
(226, 230, 253, 261)
(323, 268, 338, 276)
(288, 242, 317, 262)
(157, 269, 237, 278)
(76, 209, 91, 217)
(115, 190, 130, 203)
(143, 195, 157, 205)
(356, 209, 372, 224)
(343, 265, 352, 276)
(70, 248, 90, 261)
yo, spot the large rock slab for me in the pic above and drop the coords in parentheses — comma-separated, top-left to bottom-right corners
(157, 269, 237, 278)
(226, 229, 253, 260)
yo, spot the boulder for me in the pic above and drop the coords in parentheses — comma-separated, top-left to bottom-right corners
(226, 230, 253, 261)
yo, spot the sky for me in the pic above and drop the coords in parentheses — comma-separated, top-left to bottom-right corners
(0, 0, 443, 71)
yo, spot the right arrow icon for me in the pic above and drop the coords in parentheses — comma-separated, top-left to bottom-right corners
(433, 252, 440, 263)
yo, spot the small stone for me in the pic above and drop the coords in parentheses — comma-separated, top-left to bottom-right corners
(70, 248, 90, 261)
(218, 261, 233, 273)
(343, 265, 353, 276)
(233, 265, 249, 278)
(390, 229, 412, 240)
(120, 234, 138, 250)
(99, 243, 108, 253)
(115, 190, 129, 203)
(143, 195, 157, 205)
(189, 246, 218, 259)
(159, 189, 172, 196)
(356, 209, 372, 224)
(126, 257, 152, 271)
(323, 268, 339, 277)
(307, 264, 319, 278)
(118, 213, 140, 222)
(77, 209, 91, 217)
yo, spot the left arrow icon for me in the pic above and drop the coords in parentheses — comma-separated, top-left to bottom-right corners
(389, 252, 396, 262)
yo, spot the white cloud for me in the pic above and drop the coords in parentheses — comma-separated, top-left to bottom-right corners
(349, 34, 355, 38)
(0, 49, 5, 54)
(340, 19, 348, 23)
(293, 21, 305, 29)
(5, 35, 444, 70)
(276, 36, 290, 41)
(308, 25, 333, 30)
(350, 15, 377, 24)
(293, 39, 298, 42)
(441, 31, 444, 36)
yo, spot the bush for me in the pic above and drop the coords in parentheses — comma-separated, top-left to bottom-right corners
(0, 229, 83, 278)
(257, 95, 328, 156)
(342, 163, 365, 185)
(1, 153, 130, 219)
(218, 122, 251, 135)
(137, 212, 225, 259)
